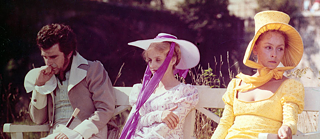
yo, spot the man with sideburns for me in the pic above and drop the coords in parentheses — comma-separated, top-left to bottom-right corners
(24, 23, 116, 139)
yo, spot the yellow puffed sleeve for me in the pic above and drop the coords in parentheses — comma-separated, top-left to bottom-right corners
(280, 79, 305, 135)
(222, 79, 237, 106)
(211, 79, 240, 139)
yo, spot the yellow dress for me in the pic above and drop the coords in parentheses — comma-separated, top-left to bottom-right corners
(211, 78, 304, 139)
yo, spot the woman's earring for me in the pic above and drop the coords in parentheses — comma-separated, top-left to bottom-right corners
(252, 55, 258, 62)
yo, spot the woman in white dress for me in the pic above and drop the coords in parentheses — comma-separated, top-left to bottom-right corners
(120, 33, 200, 139)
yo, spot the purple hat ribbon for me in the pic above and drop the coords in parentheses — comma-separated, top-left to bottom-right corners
(120, 42, 175, 139)
(155, 34, 177, 39)
(120, 34, 190, 139)
(174, 69, 189, 78)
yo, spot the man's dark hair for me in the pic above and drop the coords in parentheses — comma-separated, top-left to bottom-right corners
(36, 23, 77, 56)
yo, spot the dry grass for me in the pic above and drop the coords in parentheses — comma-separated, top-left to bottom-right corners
(187, 52, 238, 139)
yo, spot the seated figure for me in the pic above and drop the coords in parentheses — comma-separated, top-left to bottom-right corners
(24, 23, 116, 139)
(120, 33, 200, 139)
(211, 10, 305, 139)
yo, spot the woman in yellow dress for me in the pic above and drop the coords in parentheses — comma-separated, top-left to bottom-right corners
(211, 11, 304, 139)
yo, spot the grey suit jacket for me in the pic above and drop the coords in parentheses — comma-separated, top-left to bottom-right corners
(25, 53, 115, 138)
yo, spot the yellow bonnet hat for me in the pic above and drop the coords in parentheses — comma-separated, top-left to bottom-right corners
(236, 10, 304, 92)
(244, 10, 304, 69)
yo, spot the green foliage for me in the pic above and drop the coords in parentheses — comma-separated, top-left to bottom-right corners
(192, 63, 226, 138)
(108, 0, 152, 3)
(190, 53, 238, 139)
(12, 106, 48, 138)
(214, 108, 224, 117)
(13, 120, 48, 139)
(256, 0, 299, 16)
(188, 63, 227, 88)
(203, 67, 220, 88)
(177, 0, 230, 31)
(107, 0, 165, 9)
(189, 52, 238, 88)
(176, 0, 242, 79)
(286, 67, 312, 79)
(0, 74, 48, 139)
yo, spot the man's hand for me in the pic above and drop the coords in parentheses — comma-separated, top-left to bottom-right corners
(55, 133, 69, 139)
(278, 125, 292, 139)
(161, 106, 179, 129)
(35, 65, 54, 86)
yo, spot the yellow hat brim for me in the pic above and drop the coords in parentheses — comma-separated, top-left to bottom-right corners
(243, 23, 304, 69)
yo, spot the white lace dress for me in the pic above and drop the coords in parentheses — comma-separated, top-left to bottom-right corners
(128, 83, 199, 139)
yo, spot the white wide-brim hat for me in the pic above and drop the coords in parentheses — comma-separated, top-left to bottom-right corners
(128, 33, 200, 70)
